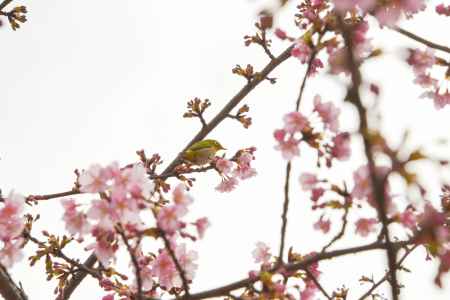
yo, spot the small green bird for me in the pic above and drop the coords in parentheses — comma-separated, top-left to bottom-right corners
(183, 139, 226, 165)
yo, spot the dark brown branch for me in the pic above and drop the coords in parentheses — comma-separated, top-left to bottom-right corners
(304, 268, 331, 300)
(0, 0, 14, 11)
(357, 245, 418, 300)
(0, 263, 28, 300)
(393, 26, 450, 54)
(338, 16, 399, 300)
(159, 239, 412, 300)
(58, 254, 97, 300)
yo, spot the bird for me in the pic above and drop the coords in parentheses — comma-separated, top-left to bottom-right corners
(182, 139, 226, 166)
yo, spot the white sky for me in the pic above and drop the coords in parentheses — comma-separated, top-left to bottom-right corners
(1, 0, 450, 299)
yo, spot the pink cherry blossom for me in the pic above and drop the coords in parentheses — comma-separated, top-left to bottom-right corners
(407, 48, 435, 75)
(252, 242, 271, 264)
(283, 111, 308, 134)
(436, 4, 450, 16)
(414, 73, 438, 88)
(61, 198, 90, 238)
(87, 199, 116, 230)
(274, 129, 287, 143)
(308, 58, 324, 77)
(157, 205, 186, 233)
(313, 95, 340, 133)
(102, 295, 114, 300)
(215, 158, 234, 175)
(215, 177, 239, 193)
(355, 218, 378, 237)
(421, 89, 450, 110)
(125, 164, 155, 199)
(0, 192, 24, 217)
(176, 243, 198, 280)
(233, 164, 257, 180)
(299, 173, 318, 191)
(331, 132, 351, 161)
(152, 250, 177, 289)
(173, 184, 193, 208)
(275, 136, 300, 160)
(311, 188, 325, 202)
(274, 28, 287, 40)
(291, 40, 311, 64)
(300, 279, 318, 300)
(398, 208, 417, 230)
(87, 228, 117, 267)
(313, 216, 331, 233)
(0, 238, 24, 268)
(110, 189, 141, 226)
(333, 0, 375, 12)
(193, 217, 210, 239)
(79, 164, 108, 193)
(139, 266, 154, 291)
(0, 192, 25, 243)
(351, 165, 372, 201)
(375, 6, 402, 27)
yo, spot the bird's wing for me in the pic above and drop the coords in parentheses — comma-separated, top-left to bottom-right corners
(188, 140, 212, 151)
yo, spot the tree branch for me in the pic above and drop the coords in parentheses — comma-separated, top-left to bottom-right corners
(392, 26, 450, 54)
(278, 48, 317, 265)
(338, 16, 399, 300)
(161, 232, 190, 295)
(22, 42, 297, 299)
(154, 239, 413, 300)
(58, 254, 97, 300)
(0, 263, 28, 300)
(357, 245, 418, 300)
(0, 0, 14, 11)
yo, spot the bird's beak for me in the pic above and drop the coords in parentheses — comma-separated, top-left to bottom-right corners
(220, 146, 226, 150)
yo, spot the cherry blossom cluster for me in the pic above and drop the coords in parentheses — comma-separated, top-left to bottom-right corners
(246, 242, 323, 300)
(214, 148, 257, 193)
(0, 191, 26, 267)
(274, 94, 351, 166)
(436, 3, 450, 16)
(406, 48, 450, 109)
(59, 163, 209, 298)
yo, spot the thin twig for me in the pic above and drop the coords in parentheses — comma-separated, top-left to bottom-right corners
(304, 268, 331, 300)
(392, 26, 450, 54)
(26, 190, 80, 202)
(25, 233, 101, 279)
(278, 162, 291, 265)
(321, 200, 350, 253)
(160, 232, 190, 295)
(117, 227, 143, 300)
(278, 48, 317, 265)
(58, 254, 97, 300)
(357, 245, 418, 300)
(338, 16, 399, 300)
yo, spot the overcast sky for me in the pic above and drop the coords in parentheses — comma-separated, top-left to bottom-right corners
(1, 0, 450, 299)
